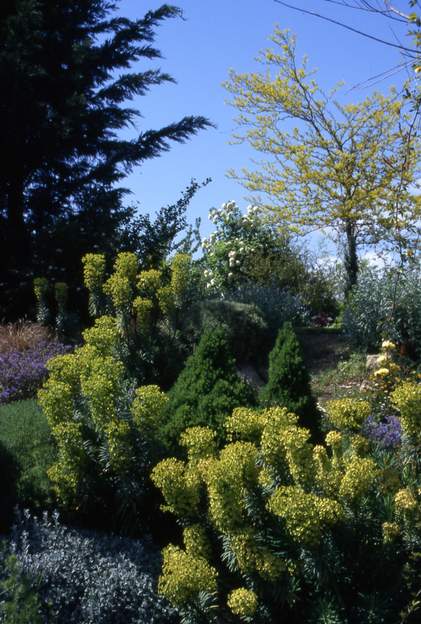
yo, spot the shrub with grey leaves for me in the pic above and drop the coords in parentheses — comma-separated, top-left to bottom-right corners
(7, 510, 177, 624)
(343, 266, 421, 357)
(226, 282, 307, 335)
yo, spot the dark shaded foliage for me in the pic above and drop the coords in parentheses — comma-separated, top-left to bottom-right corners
(0, 1, 211, 318)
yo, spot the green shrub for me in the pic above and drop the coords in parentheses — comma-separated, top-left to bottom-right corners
(259, 322, 320, 436)
(37, 319, 170, 530)
(0, 441, 17, 532)
(163, 327, 256, 451)
(226, 282, 307, 336)
(0, 553, 42, 624)
(0, 400, 55, 512)
(81, 251, 201, 388)
(151, 398, 420, 624)
(200, 299, 270, 362)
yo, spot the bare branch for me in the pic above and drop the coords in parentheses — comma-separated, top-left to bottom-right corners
(274, 1, 419, 56)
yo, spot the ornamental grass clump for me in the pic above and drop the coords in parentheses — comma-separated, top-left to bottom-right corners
(151, 397, 420, 624)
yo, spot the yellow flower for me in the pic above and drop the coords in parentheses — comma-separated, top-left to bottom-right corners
(82, 254, 105, 291)
(183, 525, 212, 560)
(113, 252, 138, 282)
(382, 522, 400, 543)
(339, 456, 378, 501)
(391, 381, 421, 440)
(227, 588, 258, 619)
(33, 276, 49, 299)
(137, 269, 162, 297)
(158, 545, 217, 607)
(381, 340, 396, 351)
(133, 297, 153, 333)
(131, 385, 168, 436)
(268, 486, 343, 545)
(179, 427, 217, 463)
(374, 367, 390, 377)
(325, 431, 342, 448)
(151, 459, 201, 517)
(170, 253, 191, 303)
(326, 398, 371, 430)
(394, 488, 417, 512)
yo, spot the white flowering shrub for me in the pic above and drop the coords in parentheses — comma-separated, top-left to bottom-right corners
(7, 510, 177, 624)
(201, 201, 336, 326)
(202, 201, 283, 293)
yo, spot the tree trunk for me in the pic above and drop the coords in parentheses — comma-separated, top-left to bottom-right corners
(344, 221, 358, 297)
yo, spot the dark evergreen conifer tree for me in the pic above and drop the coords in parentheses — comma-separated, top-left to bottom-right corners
(259, 322, 320, 437)
(0, 1, 211, 316)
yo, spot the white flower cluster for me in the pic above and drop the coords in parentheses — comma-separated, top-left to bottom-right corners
(201, 201, 269, 290)
(208, 200, 238, 224)
(228, 249, 241, 268)
(242, 204, 261, 224)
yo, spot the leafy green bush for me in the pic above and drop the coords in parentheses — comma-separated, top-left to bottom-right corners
(81, 250, 201, 388)
(260, 322, 320, 437)
(0, 400, 55, 513)
(344, 266, 421, 358)
(0, 552, 42, 624)
(163, 327, 256, 451)
(151, 394, 421, 624)
(200, 299, 270, 362)
(0, 441, 17, 533)
(201, 201, 338, 317)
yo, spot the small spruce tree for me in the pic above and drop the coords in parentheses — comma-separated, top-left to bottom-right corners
(163, 326, 255, 450)
(259, 322, 320, 436)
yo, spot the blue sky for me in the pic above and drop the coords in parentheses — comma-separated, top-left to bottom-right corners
(116, 0, 414, 246)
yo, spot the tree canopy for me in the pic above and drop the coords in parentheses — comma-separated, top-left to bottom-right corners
(0, 1, 211, 316)
(225, 28, 420, 293)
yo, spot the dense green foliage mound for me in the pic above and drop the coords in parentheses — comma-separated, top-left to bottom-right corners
(260, 322, 320, 436)
(200, 299, 269, 362)
(164, 326, 256, 450)
(0, 400, 54, 517)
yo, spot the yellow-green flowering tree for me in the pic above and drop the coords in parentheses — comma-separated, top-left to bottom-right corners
(225, 28, 420, 293)
(151, 398, 420, 623)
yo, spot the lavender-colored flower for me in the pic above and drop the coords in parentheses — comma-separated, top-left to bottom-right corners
(363, 414, 402, 449)
(0, 340, 70, 404)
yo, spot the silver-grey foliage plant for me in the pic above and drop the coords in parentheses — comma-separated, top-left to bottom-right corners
(227, 282, 308, 334)
(5, 510, 177, 624)
(343, 266, 421, 356)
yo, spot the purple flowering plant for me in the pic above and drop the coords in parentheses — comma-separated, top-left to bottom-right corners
(0, 340, 69, 403)
(362, 414, 402, 449)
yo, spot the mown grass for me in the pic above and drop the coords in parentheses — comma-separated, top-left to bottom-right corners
(0, 399, 55, 514)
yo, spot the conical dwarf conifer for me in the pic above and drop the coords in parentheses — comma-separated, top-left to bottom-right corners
(259, 322, 320, 436)
(164, 326, 255, 451)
